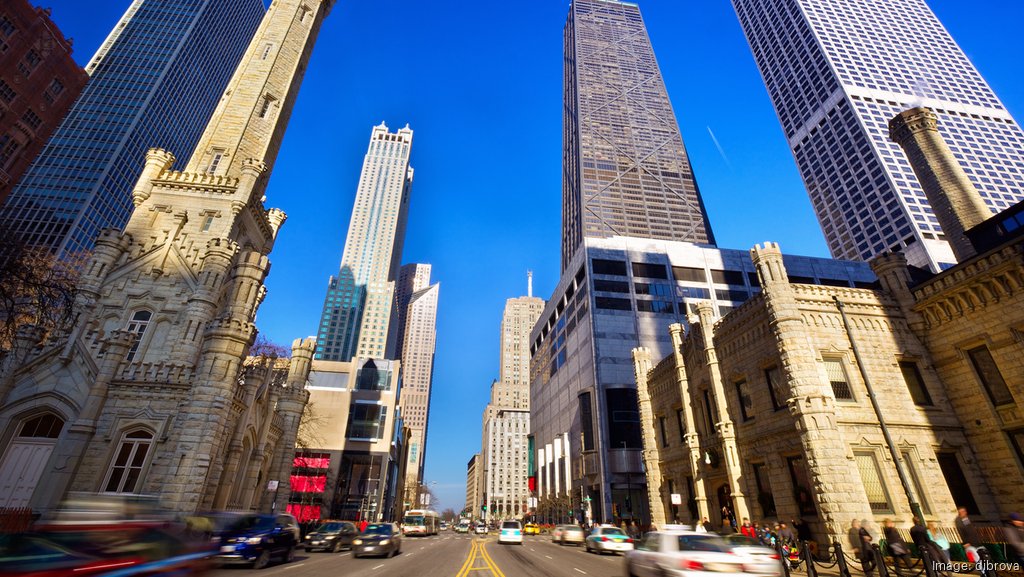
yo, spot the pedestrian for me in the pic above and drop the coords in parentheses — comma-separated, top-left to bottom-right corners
(778, 522, 796, 545)
(720, 519, 736, 535)
(954, 506, 982, 550)
(695, 517, 708, 533)
(883, 519, 913, 571)
(741, 518, 756, 539)
(860, 519, 877, 577)
(1004, 513, 1024, 567)
(848, 519, 863, 558)
(703, 517, 715, 533)
(927, 521, 951, 563)
(360, 518, 368, 533)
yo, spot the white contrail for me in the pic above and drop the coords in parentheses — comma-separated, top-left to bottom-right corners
(707, 126, 732, 169)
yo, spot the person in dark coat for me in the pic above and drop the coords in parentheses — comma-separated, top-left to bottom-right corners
(910, 517, 943, 568)
(859, 520, 877, 577)
(883, 519, 913, 570)
(955, 507, 982, 549)
(1005, 513, 1024, 567)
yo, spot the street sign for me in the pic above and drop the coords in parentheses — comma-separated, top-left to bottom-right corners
(671, 493, 682, 505)
(267, 480, 279, 491)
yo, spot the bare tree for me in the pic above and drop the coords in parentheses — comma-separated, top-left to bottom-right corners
(250, 332, 291, 359)
(441, 507, 457, 523)
(0, 229, 83, 352)
(295, 400, 327, 450)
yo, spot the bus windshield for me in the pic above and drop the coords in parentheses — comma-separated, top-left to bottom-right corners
(403, 515, 424, 525)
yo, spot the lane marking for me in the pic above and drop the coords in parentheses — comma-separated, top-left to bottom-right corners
(455, 539, 478, 577)
(478, 541, 507, 577)
(372, 564, 385, 570)
(574, 569, 587, 574)
(545, 555, 553, 559)
(280, 563, 306, 571)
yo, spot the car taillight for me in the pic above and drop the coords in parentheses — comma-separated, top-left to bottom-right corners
(600, 536, 609, 542)
(681, 559, 705, 571)
(770, 554, 781, 560)
(625, 537, 633, 543)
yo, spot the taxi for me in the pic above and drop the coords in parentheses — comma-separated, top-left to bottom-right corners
(523, 523, 540, 536)
(584, 525, 634, 555)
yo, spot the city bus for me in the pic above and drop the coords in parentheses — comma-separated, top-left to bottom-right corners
(401, 509, 440, 536)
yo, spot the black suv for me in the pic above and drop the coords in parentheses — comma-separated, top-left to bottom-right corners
(304, 520, 358, 552)
(214, 514, 300, 569)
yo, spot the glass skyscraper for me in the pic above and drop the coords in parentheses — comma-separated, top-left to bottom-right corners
(562, 0, 715, 271)
(316, 123, 413, 362)
(732, 0, 1024, 271)
(0, 0, 264, 257)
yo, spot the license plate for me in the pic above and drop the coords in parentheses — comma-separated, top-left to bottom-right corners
(706, 563, 738, 572)
(220, 545, 236, 552)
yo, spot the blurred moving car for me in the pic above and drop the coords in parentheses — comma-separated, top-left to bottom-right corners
(523, 523, 540, 536)
(625, 528, 782, 577)
(353, 523, 401, 558)
(551, 526, 565, 542)
(584, 525, 634, 555)
(4, 522, 209, 577)
(214, 513, 300, 569)
(455, 522, 470, 534)
(497, 521, 523, 545)
(304, 520, 358, 552)
(558, 525, 585, 546)
(723, 534, 782, 563)
(474, 523, 489, 535)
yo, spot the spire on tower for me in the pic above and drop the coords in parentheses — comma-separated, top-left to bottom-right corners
(528, 270, 533, 298)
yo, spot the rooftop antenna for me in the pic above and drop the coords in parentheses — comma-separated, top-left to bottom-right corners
(528, 270, 533, 298)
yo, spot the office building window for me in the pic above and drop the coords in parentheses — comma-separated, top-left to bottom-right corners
(854, 451, 892, 512)
(966, 346, 1014, 406)
(824, 358, 855, 400)
(899, 361, 933, 406)
(580, 392, 595, 451)
(736, 380, 754, 421)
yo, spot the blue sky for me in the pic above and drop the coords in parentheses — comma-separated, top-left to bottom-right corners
(45, 0, 1023, 513)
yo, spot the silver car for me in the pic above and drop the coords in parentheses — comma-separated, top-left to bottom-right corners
(625, 529, 782, 577)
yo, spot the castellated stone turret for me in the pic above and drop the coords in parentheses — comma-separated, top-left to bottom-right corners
(0, 0, 332, 513)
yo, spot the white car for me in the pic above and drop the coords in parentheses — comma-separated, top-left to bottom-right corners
(497, 521, 524, 545)
(584, 525, 635, 554)
(475, 523, 489, 535)
(625, 528, 782, 577)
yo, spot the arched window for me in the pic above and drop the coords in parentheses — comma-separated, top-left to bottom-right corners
(103, 429, 153, 493)
(124, 310, 152, 361)
(17, 413, 65, 438)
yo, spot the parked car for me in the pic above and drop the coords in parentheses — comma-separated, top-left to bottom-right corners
(304, 520, 358, 552)
(625, 528, 782, 577)
(559, 525, 586, 546)
(352, 523, 401, 558)
(584, 525, 634, 555)
(523, 523, 540, 536)
(498, 521, 523, 545)
(214, 513, 300, 569)
(475, 523, 489, 535)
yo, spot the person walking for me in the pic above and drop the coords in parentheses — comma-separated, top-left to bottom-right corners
(849, 519, 863, 559)
(955, 507, 981, 550)
(927, 521, 951, 563)
(1004, 513, 1024, 567)
(860, 520, 877, 577)
(883, 519, 913, 571)
(741, 518, 756, 539)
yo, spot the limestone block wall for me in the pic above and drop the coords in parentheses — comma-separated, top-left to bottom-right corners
(910, 242, 1024, 517)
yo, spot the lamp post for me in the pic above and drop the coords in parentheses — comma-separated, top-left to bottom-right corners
(833, 296, 925, 523)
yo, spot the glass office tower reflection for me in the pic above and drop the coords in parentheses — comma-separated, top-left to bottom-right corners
(0, 0, 264, 257)
(732, 0, 1024, 271)
(562, 0, 716, 271)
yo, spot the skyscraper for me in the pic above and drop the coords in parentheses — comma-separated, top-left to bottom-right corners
(0, 0, 264, 257)
(481, 280, 544, 520)
(398, 276, 439, 505)
(315, 123, 413, 362)
(732, 0, 1024, 271)
(386, 263, 432, 359)
(0, 1, 88, 204)
(562, 0, 715, 271)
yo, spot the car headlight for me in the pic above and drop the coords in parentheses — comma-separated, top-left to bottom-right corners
(325, 535, 337, 540)
(353, 539, 363, 545)
(245, 537, 263, 544)
(379, 539, 390, 546)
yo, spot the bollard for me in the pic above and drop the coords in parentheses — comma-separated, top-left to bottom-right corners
(804, 541, 818, 577)
(835, 541, 853, 577)
(873, 544, 891, 577)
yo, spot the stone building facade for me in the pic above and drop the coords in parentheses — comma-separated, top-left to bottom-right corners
(0, 0, 333, 513)
(633, 231, 1023, 544)
(0, 1, 87, 204)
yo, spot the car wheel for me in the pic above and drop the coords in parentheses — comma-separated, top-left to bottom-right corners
(284, 547, 296, 563)
(253, 550, 271, 570)
(353, 552, 360, 559)
(332, 541, 341, 553)
(388, 547, 396, 558)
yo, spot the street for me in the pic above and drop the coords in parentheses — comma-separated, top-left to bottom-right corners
(209, 533, 626, 577)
